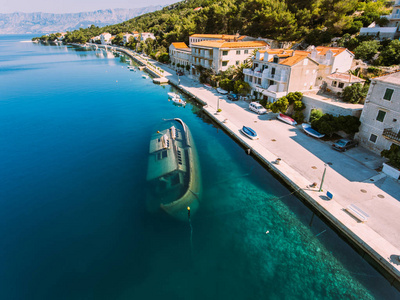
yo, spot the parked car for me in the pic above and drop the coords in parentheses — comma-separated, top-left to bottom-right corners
(332, 139, 358, 152)
(227, 93, 239, 101)
(217, 87, 229, 95)
(176, 70, 184, 76)
(249, 102, 267, 114)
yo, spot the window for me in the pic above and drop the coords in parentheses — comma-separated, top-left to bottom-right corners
(222, 51, 228, 56)
(383, 88, 394, 101)
(222, 61, 228, 66)
(273, 56, 279, 63)
(303, 58, 308, 65)
(236, 50, 241, 55)
(338, 82, 344, 89)
(331, 81, 337, 87)
(244, 50, 249, 54)
(376, 110, 386, 122)
(236, 61, 240, 65)
(369, 134, 377, 143)
(258, 78, 261, 84)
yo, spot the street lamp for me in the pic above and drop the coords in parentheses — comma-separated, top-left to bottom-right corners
(319, 163, 327, 192)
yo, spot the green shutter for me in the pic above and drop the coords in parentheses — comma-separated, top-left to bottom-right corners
(383, 88, 394, 101)
(376, 110, 386, 122)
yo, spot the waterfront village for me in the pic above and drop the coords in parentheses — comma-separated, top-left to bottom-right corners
(37, 0, 400, 286)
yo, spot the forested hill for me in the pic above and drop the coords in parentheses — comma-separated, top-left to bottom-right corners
(111, 0, 389, 44)
(50, 0, 389, 49)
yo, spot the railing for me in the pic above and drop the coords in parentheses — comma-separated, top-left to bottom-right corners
(383, 128, 400, 144)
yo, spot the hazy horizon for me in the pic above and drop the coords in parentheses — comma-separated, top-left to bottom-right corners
(1, 0, 177, 14)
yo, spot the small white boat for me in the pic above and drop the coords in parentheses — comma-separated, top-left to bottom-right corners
(204, 84, 212, 89)
(217, 87, 228, 95)
(142, 75, 149, 79)
(168, 93, 186, 106)
(302, 123, 325, 138)
(277, 113, 297, 126)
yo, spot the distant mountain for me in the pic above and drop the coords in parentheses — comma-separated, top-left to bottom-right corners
(0, 7, 163, 34)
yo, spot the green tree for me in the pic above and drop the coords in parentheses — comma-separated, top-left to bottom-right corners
(377, 40, 400, 66)
(286, 92, 303, 104)
(342, 83, 369, 104)
(354, 40, 380, 61)
(233, 80, 251, 95)
(381, 144, 400, 169)
(310, 109, 324, 123)
(270, 97, 289, 113)
(292, 111, 304, 123)
(293, 100, 306, 111)
(219, 78, 234, 92)
(112, 33, 124, 45)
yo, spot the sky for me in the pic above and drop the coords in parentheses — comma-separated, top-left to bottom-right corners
(1, 0, 177, 14)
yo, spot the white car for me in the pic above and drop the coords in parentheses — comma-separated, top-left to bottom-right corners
(217, 87, 228, 95)
(249, 102, 267, 114)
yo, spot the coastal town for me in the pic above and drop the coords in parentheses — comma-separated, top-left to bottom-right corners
(26, 0, 400, 296)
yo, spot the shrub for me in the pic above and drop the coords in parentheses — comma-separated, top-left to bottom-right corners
(185, 64, 190, 71)
(336, 115, 361, 134)
(381, 144, 400, 169)
(311, 114, 340, 137)
(293, 100, 306, 111)
(342, 83, 369, 104)
(292, 111, 304, 123)
(270, 97, 289, 113)
(310, 109, 324, 123)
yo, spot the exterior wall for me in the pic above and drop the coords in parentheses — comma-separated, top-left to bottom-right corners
(191, 46, 256, 74)
(331, 51, 354, 73)
(169, 45, 191, 67)
(302, 94, 363, 123)
(287, 59, 319, 92)
(356, 77, 400, 154)
(123, 34, 132, 44)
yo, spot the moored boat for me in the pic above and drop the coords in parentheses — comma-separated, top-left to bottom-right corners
(146, 118, 201, 221)
(277, 113, 297, 126)
(302, 123, 325, 138)
(240, 126, 258, 140)
(142, 74, 149, 79)
(168, 92, 186, 105)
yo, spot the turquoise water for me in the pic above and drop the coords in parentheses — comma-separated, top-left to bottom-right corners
(0, 35, 399, 300)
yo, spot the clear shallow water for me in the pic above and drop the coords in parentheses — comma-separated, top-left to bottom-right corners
(0, 35, 399, 300)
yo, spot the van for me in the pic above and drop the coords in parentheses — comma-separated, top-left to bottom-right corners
(249, 102, 267, 114)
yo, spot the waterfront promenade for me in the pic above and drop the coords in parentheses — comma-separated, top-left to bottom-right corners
(147, 62, 400, 285)
(94, 44, 400, 284)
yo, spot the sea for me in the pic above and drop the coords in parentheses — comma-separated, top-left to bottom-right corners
(0, 35, 399, 300)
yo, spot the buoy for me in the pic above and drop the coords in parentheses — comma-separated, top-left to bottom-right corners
(187, 206, 191, 219)
(266, 231, 269, 234)
(157, 131, 160, 133)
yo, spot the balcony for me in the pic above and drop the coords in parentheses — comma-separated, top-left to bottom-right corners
(387, 13, 400, 20)
(383, 128, 400, 145)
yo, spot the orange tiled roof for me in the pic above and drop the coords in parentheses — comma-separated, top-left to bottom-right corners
(265, 49, 293, 55)
(280, 54, 312, 66)
(192, 40, 267, 49)
(315, 46, 348, 56)
(172, 42, 189, 49)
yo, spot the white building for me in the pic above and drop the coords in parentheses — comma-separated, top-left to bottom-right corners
(169, 42, 191, 68)
(190, 40, 268, 75)
(140, 32, 156, 42)
(356, 72, 400, 154)
(325, 72, 365, 95)
(308, 46, 354, 77)
(100, 33, 112, 45)
(243, 49, 319, 102)
(360, 1, 400, 39)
